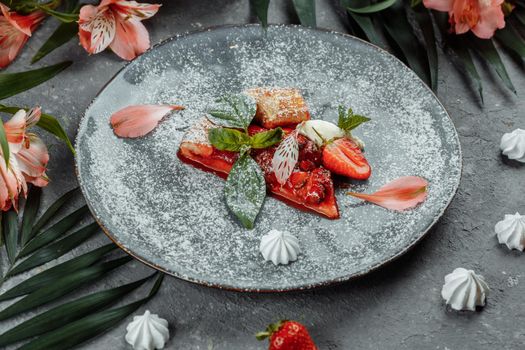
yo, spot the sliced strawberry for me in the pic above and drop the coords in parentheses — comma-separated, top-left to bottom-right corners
(322, 138, 371, 180)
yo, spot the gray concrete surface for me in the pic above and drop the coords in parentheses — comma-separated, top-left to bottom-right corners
(1, 0, 524, 349)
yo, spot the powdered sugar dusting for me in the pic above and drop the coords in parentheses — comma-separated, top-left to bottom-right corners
(76, 25, 461, 291)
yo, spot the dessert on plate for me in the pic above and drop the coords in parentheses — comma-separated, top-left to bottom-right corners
(178, 87, 371, 223)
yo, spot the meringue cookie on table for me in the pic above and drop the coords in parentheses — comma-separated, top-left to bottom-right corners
(441, 268, 489, 311)
(125, 310, 169, 350)
(500, 128, 525, 162)
(495, 212, 525, 251)
(260, 229, 301, 265)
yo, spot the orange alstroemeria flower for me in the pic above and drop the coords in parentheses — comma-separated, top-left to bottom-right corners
(78, 0, 161, 60)
(0, 4, 45, 69)
(423, 0, 505, 39)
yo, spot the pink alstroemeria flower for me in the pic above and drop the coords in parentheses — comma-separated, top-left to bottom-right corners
(110, 104, 185, 138)
(423, 0, 505, 39)
(0, 4, 45, 69)
(1, 107, 50, 211)
(78, 0, 161, 60)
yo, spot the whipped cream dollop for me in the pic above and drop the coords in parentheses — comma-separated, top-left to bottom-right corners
(125, 310, 169, 350)
(297, 120, 345, 147)
(260, 229, 301, 265)
(500, 128, 525, 162)
(495, 212, 525, 251)
(441, 268, 489, 311)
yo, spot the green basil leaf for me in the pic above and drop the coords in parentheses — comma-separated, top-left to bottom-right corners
(250, 127, 283, 149)
(18, 274, 164, 350)
(292, 0, 316, 27)
(0, 105, 75, 154)
(0, 61, 72, 100)
(338, 106, 370, 131)
(20, 186, 42, 246)
(2, 210, 18, 264)
(224, 152, 266, 229)
(0, 256, 132, 321)
(0, 244, 116, 302)
(208, 127, 250, 152)
(347, 0, 397, 14)
(251, 0, 270, 27)
(0, 273, 156, 346)
(6, 222, 100, 278)
(208, 93, 257, 130)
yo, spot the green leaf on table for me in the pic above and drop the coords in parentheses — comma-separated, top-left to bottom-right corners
(0, 244, 116, 301)
(347, 0, 397, 14)
(342, 0, 384, 46)
(251, 0, 270, 27)
(338, 105, 370, 131)
(413, 6, 438, 91)
(495, 24, 525, 57)
(0, 61, 72, 100)
(450, 41, 483, 102)
(2, 210, 18, 264)
(18, 205, 89, 258)
(20, 186, 42, 246)
(224, 152, 266, 229)
(380, 4, 430, 86)
(292, 0, 316, 27)
(209, 127, 251, 152)
(208, 93, 257, 130)
(0, 256, 132, 321)
(18, 274, 164, 350)
(250, 127, 283, 149)
(470, 37, 515, 94)
(6, 222, 100, 277)
(38, 6, 79, 22)
(31, 186, 80, 237)
(0, 105, 75, 154)
(0, 273, 156, 347)
(0, 119, 9, 167)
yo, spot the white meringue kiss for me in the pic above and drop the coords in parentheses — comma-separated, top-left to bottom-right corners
(297, 120, 344, 147)
(500, 128, 525, 162)
(260, 229, 301, 265)
(495, 212, 525, 251)
(125, 310, 169, 350)
(441, 268, 489, 311)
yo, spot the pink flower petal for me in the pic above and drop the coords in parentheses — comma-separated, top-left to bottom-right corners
(422, 0, 453, 12)
(347, 176, 428, 211)
(471, 0, 505, 39)
(0, 4, 44, 36)
(4, 109, 28, 151)
(113, 1, 161, 20)
(109, 18, 149, 60)
(110, 104, 185, 138)
(15, 134, 49, 179)
(78, 5, 116, 55)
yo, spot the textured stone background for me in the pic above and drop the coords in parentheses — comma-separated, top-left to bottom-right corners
(2, 0, 525, 349)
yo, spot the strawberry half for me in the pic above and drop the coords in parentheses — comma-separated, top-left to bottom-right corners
(256, 320, 318, 350)
(322, 137, 371, 180)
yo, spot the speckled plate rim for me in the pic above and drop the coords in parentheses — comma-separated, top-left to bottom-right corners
(75, 24, 463, 293)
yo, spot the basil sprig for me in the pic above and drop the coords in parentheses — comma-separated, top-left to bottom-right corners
(337, 105, 371, 132)
(207, 93, 284, 229)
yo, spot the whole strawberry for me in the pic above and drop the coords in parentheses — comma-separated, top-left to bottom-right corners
(256, 320, 318, 350)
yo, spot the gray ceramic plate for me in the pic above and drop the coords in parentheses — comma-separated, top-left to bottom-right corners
(76, 25, 461, 292)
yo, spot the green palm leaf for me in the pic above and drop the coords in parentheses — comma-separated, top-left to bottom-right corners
(347, 0, 397, 14)
(18, 205, 89, 258)
(0, 256, 132, 321)
(495, 24, 525, 57)
(18, 274, 165, 350)
(413, 7, 438, 91)
(0, 61, 72, 100)
(0, 244, 116, 302)
(470, 37, 516, 94)
(251, 0, 271, 27)
(20, 186, 42, 246)
(31, 187, 80, 235)
(0, 273, 156, 346)
(0, 120, 9, 167)
(292, 0, 316, 27)
(2, 211, 18, 264)
(6, 222, 100, 277)
(343, 0, 384, 46)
